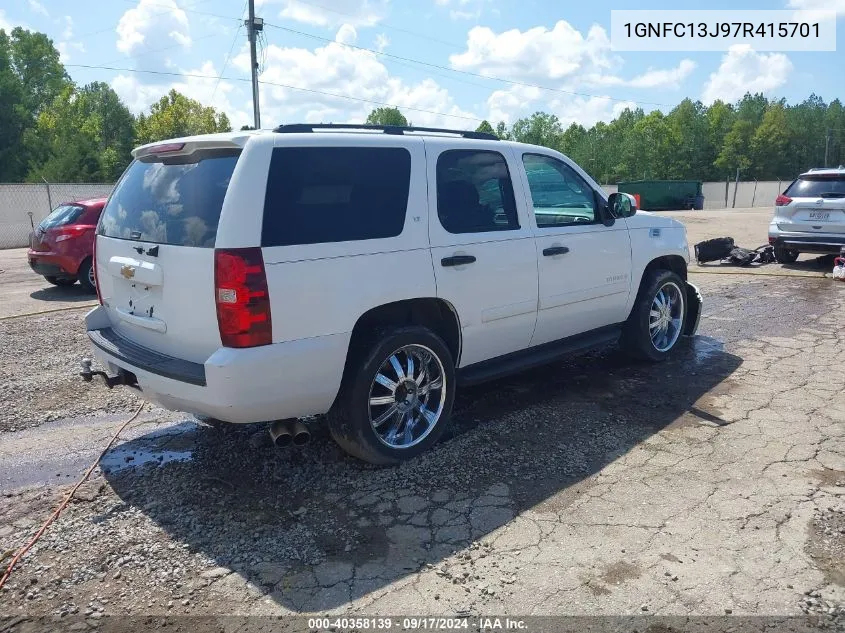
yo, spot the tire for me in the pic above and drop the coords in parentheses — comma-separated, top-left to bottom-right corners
(327, 325, 456, 465)
(621, 269, 687, 362)
(77, 258, 96, 294)
(45, 276, 76, 287)
(774, 246, 799, 264)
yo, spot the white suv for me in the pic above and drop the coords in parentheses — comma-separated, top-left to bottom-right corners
(82, 124, 702, 464)
(769, 167, 845, 263)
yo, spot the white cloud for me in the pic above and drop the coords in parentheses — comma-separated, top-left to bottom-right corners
(702, 45, 793, 104)
(62, 15, 73, 39)
(57, 41, 85, 63)
(375, 32, 389, 52)
(335, 23, 358, 45)
(0, 10, 13, 31)
(278, 0, 389, 28)
(112, 61, 251, 129)
(450, 22, 617, 84)
(116, 0, 191, 71)
(232, 25, 477, 127)
(485, 83, 637, 128)
(585, 59, 696, 90)
(436, 0, 491, 21)
(28, 0, 48, 17)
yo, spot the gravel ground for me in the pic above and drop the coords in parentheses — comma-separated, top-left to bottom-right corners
(1, 273, 844, 629)
(0, 312, 141, 433)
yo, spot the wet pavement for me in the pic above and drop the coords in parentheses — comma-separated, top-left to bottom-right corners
(0, 272, 844, 622)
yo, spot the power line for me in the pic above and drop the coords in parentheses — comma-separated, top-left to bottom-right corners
(211, 0, 249, 102)
(64, 63, 485, 123)
(108, 0, 673, 108)
(263, 22, 673, 108)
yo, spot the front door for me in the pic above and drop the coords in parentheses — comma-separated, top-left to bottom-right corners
(426, 141, 538, 368)
(516, 152, 632, 347)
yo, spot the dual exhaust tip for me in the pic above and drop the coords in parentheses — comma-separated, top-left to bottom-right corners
(269, 419, 311, 448)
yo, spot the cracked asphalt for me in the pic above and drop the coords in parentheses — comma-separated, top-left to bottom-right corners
(1, 215, 845, 628)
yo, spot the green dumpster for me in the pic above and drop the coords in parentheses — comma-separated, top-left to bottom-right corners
(617, 180, 704, 211)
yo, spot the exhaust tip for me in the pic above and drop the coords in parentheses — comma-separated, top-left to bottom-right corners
(269, 420, 293, 448)
(292, 431, 311, 447)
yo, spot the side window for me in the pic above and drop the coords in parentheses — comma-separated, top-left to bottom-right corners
(436, 150, 519, 234)
(522, 154, 597, 228)
(261, 146, 411, 247)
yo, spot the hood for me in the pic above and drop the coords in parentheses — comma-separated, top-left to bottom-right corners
(625, 211, 685, 230)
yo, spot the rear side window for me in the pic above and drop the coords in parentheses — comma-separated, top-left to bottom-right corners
(436, 150, 519, 234)
(39, 204, 84, 230)
(785, 175, 845, 199)
(98, 149, 241, 247)
(262, 147, 411, 247)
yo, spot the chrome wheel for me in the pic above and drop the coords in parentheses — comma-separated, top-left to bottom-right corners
(368, 344, 447, 449)
(649, 281, 684, 352)
(88, 264, 96, 289)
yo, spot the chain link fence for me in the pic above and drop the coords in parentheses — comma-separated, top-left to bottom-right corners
(0, 182, 114, 249)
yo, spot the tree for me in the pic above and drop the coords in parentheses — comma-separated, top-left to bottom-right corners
(510, 112, 563, 149)
(495, 121, 511, 140)
(135, 89, 232, 145)
(715, 119, 756, 177)
(750, 104, 792, 179)
(29, 82, 136, 182)
(476, 120, 495, 136)
(0, 27, 70, 181)
(365, 107, 408, 127)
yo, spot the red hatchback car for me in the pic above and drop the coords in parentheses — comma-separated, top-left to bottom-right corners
(27, 197, 107, 294)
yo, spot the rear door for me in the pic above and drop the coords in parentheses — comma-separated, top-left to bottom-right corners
(781, 174, 845, 233)
(95, 143, 244, 363)
(426, 140, 538, 368)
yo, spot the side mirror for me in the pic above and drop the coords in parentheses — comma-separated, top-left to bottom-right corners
(607, 192, 638, 220)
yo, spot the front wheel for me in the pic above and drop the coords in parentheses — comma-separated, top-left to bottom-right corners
(621, 269, 687, 362)
(327, 326, 456, 465)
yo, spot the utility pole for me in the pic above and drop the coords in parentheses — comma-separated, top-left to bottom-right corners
(245, 0, 263, 129)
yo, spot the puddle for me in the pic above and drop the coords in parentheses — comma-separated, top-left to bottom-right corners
(100, 446, 193, 473)
(99, 422, 198, 474)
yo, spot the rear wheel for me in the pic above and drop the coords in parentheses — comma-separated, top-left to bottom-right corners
(77, 258, 96, 294)
(621, 269, 687, 362)
(45, 276, 76, 287)
(774, 246, 799, 264)
(327, 326, 455, 465)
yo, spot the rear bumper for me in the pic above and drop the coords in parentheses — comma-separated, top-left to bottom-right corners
(27, 251, 80, 277)
(83, 306, 350, 423)
(768, 230, 845, 254)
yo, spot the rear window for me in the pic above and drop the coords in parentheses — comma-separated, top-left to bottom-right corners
(262, 146, 411, 247)
(98, 149, 241, 247)
(785, 175, 845, 199)
(40, 204, 84, 230)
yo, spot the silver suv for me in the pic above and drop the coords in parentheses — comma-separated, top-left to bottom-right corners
(769, 167, 845, 263)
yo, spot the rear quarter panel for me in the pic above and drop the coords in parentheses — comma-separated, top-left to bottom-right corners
(260, 135, 436, 344)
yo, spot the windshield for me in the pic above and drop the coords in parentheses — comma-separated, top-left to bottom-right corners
(98, 149, 241, 247)
(785, 175, 845, 198)
(39, 204, 84, 230)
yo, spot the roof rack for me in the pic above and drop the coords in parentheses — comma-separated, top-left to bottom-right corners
(272, 123, 498, 141)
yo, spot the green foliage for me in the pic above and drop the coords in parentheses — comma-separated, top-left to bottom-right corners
(28, 82, 136, 182)
(365, 107, 408, 127)
(475, 120, 495, 136)
(497, 93, 845, 183)
(135, 89, 232, 145)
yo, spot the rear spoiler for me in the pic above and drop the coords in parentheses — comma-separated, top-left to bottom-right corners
(131, 135, 253, 160)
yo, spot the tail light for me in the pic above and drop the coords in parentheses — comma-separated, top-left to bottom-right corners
(53, 225, 89, 242)
(93, 235, 103, 306)
(214, 248, 272, 348)
(775, 194, 792, 206)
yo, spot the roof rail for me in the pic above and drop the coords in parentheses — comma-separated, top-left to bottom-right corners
(272, 123, 498, 141)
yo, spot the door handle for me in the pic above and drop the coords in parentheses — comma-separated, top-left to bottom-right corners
(542, 246, 570, 257)
(441, 255, 476, 267)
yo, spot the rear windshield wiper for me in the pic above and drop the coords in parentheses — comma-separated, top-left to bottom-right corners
(819, 192, 845, 199)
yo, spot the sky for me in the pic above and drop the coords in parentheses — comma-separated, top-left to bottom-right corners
(1, 0, 844, 131)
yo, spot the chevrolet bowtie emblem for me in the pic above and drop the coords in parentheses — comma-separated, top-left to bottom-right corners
(120, 264, 136, 279)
